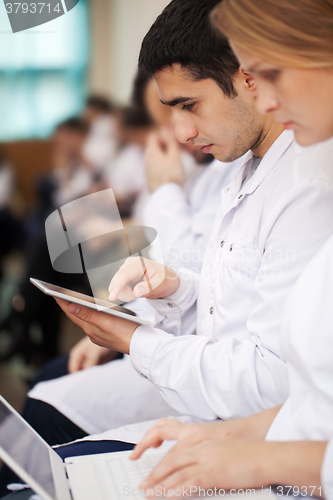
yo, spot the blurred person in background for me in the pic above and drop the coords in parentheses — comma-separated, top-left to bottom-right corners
(0, 76, 156, 366)
(0, 118, 93, 366)
(25, 117, 91, 239)
(82, 95, 119, 174)
(0, 150, 24, 282)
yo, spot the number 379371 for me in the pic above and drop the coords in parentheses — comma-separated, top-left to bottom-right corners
(5, 3, 61, 14)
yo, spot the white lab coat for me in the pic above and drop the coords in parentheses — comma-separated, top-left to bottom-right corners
(129, 132, 333, 421)
(266, 231, 333, 442)
(145, 157, 244, 273)
(259, 231, 333, 498)
(29, 158, 242, 436)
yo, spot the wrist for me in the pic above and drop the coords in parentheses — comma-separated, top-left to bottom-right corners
(264, 441, 327, 492)
(244, 406, 283, 440)
(148, 179, 182, 193)
(119, 323, 140, 354)
(165, 267, 180, 296)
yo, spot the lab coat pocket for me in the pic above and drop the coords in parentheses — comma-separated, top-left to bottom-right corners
(223, 240, 261, 285)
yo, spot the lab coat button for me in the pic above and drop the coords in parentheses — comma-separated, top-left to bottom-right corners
(209, 306, 214, 315)
(230, 244, 234, 252)
(167, 303, 174, 308)
(220, 240, 225, 248)
(238, 194, 243, 199)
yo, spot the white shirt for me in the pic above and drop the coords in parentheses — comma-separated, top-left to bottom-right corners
(53, 165, 93, 208)
(130, 132, 333, 421)
(82, 115, 118, 171)
(106, 144, 146, 199)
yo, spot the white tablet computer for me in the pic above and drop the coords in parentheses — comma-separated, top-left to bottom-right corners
(30, 278, 154, 327)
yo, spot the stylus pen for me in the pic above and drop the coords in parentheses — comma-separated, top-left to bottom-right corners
(124, 227, 153, 293)
(138, 250, 153, 293)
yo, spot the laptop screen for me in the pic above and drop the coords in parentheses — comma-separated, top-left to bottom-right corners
(0, 399, 56, 499)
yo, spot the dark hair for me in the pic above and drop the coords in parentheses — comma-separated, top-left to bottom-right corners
(86, 95, 115, 114)
(56, 117, 90, 135)
(138, 0, 240, 97)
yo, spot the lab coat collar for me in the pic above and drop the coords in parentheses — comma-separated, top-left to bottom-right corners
(222, 130, 295, 214)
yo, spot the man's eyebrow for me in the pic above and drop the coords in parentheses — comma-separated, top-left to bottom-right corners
(160, 97, 193, 107)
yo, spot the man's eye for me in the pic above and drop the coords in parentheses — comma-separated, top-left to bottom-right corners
(182, 103, 195, 111)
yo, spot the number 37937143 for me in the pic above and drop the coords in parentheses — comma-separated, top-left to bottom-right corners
(5, 3, 61, 14)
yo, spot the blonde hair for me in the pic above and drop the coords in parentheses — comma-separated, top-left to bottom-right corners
(214, 0, 333, 68)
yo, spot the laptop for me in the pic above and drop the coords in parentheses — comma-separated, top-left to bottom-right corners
(0, 395, 276, 500)
(0, 395, 172, 500)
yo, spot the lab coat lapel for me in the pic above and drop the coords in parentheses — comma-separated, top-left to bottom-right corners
(222, 130, 295, 216)
(220, 151, 252, 215)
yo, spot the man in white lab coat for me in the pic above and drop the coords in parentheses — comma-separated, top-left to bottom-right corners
(31, 0, 333, 447)
(26, 145, 242, 442)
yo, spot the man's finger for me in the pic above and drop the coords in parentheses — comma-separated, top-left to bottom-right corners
(68, 351, 84, 373)
(146, 131, 159, 150)
(132, 266, 166, 298)
(116, 284, 137, 303)
(82, 354, 99, 370)
(55, 299, 99, 331)
(67, 304, 97, 323)
(108, 264, 145, 300)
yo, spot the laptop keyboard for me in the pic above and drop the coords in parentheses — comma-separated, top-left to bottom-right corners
(95, 452, 164, 499)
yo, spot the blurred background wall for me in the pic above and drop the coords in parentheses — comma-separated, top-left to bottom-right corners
(89, 0, 170, 102)
(0, 0, 169, 205)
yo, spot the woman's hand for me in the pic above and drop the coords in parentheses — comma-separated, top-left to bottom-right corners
(136, 439, 327, 499)
(131, 407, 283, 460)
(139, 439, 272, 496)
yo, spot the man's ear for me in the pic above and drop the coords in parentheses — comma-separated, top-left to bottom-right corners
(240, 67, 257, 94)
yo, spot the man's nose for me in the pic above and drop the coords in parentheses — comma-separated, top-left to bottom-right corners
(173, 112, 198, 144)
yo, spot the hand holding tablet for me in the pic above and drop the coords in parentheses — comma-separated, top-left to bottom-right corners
(30, 278, 154, 327)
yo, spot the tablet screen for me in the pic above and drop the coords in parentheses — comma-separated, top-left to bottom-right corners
(32, 279, 136, 317)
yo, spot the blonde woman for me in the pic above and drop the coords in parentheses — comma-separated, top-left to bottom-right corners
(127, 1, 333, 497)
